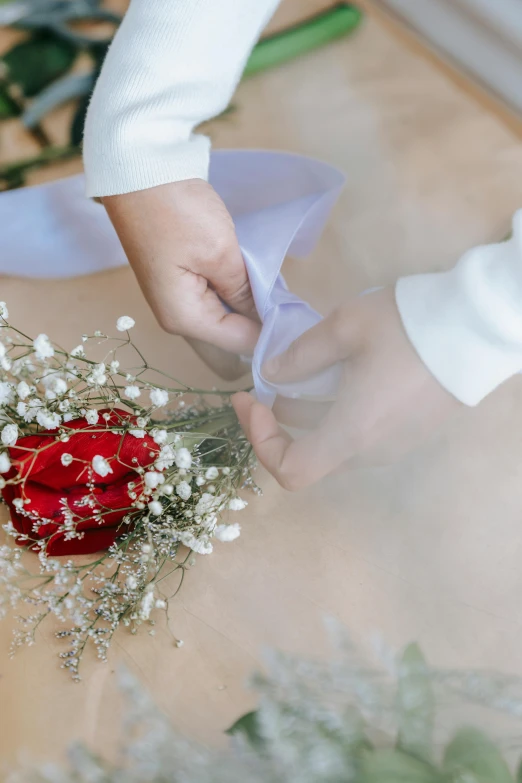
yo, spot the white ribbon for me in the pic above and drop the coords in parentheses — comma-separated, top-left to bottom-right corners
(0, 150, 345, 405)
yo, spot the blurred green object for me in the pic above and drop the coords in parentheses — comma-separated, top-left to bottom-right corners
(0, 83, 20, 117)
(244, 2, 363, 77)
(3, 30, 76, 96)
(0, 2, 364, 189)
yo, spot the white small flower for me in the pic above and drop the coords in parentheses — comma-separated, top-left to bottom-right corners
(70, 345, 85, 358)
(138, 590, 155, 621)
(1, 357, 11, 371)
(85, 409, 99, 425)
(16, 401, 26, 416)
(92, 455, 113, 477)
(155, 599, 166, 610)
(1, 424, 17, 447)
(136, 417, 148, 428)
(149, 388, 169, 407)
(155, 444, 175, 471)
(148, 500, 163, 515)
(129, 429, 146, 439)
(63, 412, 75, 423)
(33, 334, 54, 361)
(126, 575, 138, 590)
(228, 497, 247, 511)
(86, 363, 107, 386)
(16, 381, 30, 400)
(116, 316, 135, 332)
(0, 452, 11, 473)
(189, 536, 213, 555)
(110, 359, 120, 373)
(36, 410, 61, 430)
(54, 378, 68, 395)
(175, 447, 192, 470)
(124, 385, 141, 400)
(44, 376, 67, 397)
(195, 493, 217, 515)
(205, 466, 219, 481)
(152, 429, 168, 445)
(179, 530, 213, 555)
(214, 523, 241, 542)
(61, 453, 73, 467)
(161, 483, 174, 496)
(195, 476, 206, 486)
(0, 382, 14, 406)
(0, 302, 8, 320)
(144, 471, 164, 489)
(176, 481, 192, 500)
(13, 497, 23, 510)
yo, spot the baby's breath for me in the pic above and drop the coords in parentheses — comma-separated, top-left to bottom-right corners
(0, 309, 257, 679)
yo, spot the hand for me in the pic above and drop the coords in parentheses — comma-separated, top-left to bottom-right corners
(103, 180, 260, 378)
(232, 287, 462, 490)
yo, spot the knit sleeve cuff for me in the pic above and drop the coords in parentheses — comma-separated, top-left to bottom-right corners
(84, 135, 211, 198)
(395, 214, 522, 406)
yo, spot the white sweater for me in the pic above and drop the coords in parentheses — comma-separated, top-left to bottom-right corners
(83, 0, 522, 407)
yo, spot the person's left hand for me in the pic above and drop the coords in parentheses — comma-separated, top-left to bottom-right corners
(232, 287, 463, 490)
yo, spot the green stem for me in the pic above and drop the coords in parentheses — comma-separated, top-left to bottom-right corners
(244, 3, 363, 77)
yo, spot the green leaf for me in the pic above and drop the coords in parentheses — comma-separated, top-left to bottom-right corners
(362, 749, 444, 783)
(244, 3, 363, 78)
(0, 83, 19, 118)
(397, 643, 435, 763)
(226, 711, 264, 749)
(443, 728, 513, 783)
(3, 32, 76, 97)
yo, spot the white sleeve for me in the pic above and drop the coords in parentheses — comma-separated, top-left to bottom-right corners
(396, 209, 522, 406)
(83, 0, 279, 197)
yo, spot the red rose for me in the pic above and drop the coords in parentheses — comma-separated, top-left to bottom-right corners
(2, 409, 160, 556)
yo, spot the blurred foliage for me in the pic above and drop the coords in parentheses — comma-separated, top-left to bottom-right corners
(10, 635, 522, 782)
(0, 2, 362, 190)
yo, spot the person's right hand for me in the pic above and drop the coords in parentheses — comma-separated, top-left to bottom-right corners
(103, 179, 260, 379)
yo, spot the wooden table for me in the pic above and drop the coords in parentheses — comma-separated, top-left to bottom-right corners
(3, 0, 522, 769)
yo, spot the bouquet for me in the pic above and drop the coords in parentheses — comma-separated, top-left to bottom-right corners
(9, 631, 522, 782)
(0, 303, 257, 679)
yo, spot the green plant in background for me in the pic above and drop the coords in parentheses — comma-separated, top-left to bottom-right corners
(9, 632, 522, 782)
(0, 1, 363, 191)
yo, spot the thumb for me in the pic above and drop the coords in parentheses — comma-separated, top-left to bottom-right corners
(263, 308, 356, 384)
(201, 241, 259, 323)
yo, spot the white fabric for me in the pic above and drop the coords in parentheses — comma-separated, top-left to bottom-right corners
(14, 0, 522, 407)
(83, 0, 279, 197)
(0, 150, 344, 406)
(396, 212, 522, 406)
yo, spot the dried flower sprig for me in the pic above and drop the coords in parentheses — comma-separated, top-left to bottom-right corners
(0, 303, 257, 679)
(9, 631, 522, 782)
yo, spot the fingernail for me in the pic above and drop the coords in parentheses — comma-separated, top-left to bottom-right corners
(264, 355, 281, 379)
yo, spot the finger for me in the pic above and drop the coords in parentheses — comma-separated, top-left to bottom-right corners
(232, 393, 351, 491)
(186, 338, 251, 381)
(169, 268, 261, 355)
(272, 395, 331, 429)
(199, 241, 259, 323)
(262, 311, 351, 384)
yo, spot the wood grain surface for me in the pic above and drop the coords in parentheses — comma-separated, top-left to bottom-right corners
(2, 0, 522, 771)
